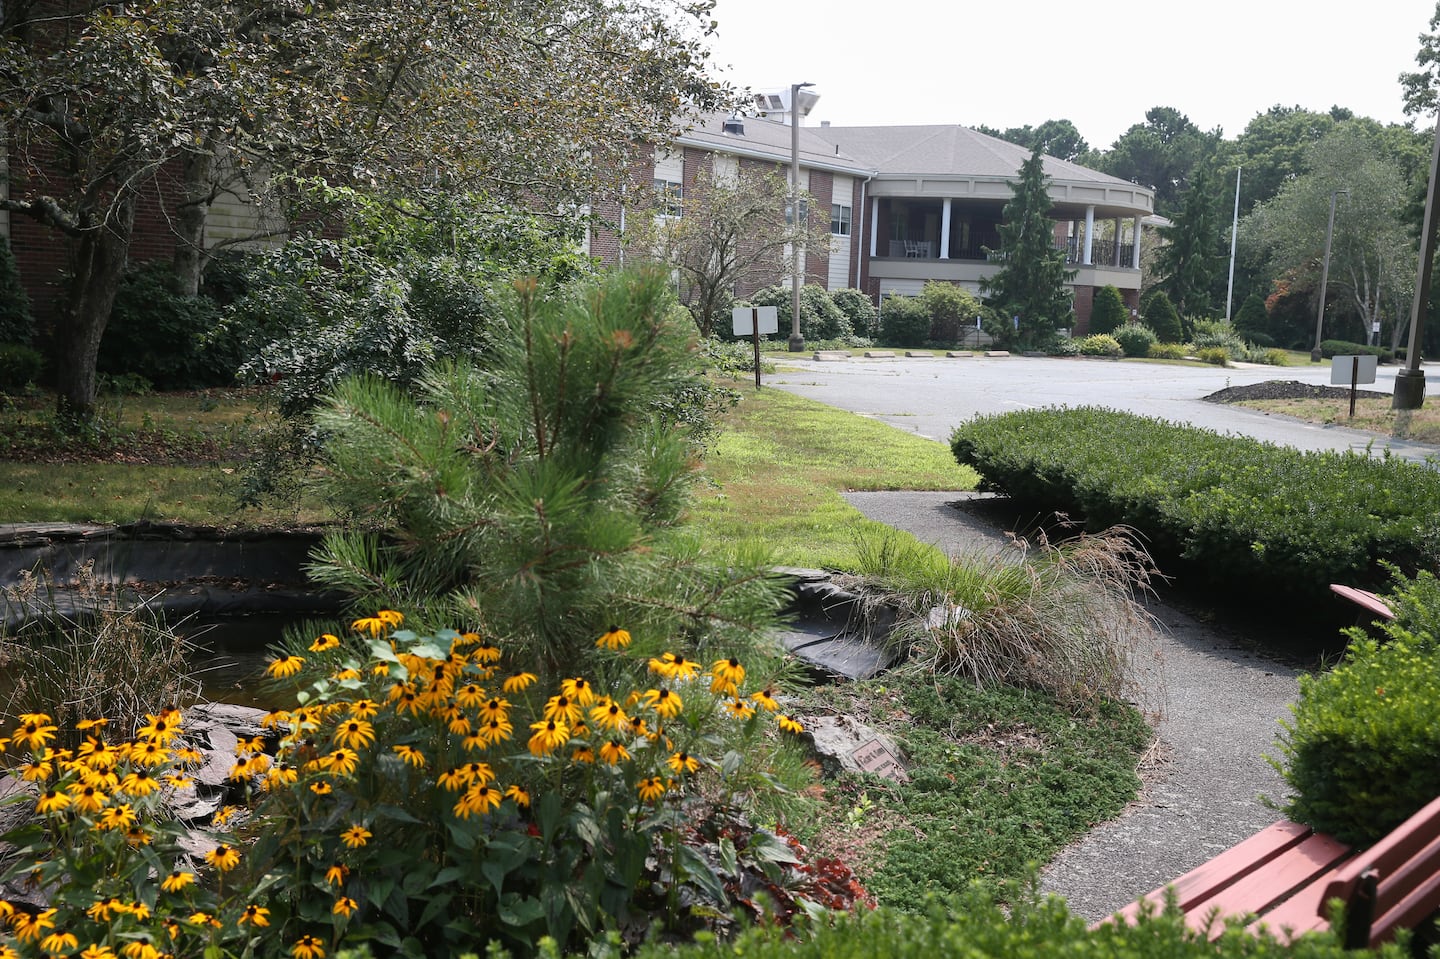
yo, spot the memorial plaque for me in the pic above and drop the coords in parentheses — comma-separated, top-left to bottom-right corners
(850, 738, 909, 783)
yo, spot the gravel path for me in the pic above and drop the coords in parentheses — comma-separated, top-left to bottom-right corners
(843, 491, 1304, 921)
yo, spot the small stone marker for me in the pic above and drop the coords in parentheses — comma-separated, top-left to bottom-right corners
(984, 350, 1011, 357)
(863, 350, 895, 358)
(946, 351, 974, 358)
(904, 351, 932, 358)
(851, 738, 910, 783)
(813, 351, 850, 361)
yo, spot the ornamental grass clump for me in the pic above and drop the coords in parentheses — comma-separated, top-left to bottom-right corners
(848, 527, 1160, 709)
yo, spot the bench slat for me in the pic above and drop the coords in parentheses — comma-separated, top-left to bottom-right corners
(1185, 833, 1353, 939)
(1321, 796, 1440, 906)
(1245, 862, 1346, 943)
(1369, 832, 1440, 945)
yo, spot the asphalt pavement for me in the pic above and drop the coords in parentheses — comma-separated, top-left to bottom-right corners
(764, 354, 1440, 462)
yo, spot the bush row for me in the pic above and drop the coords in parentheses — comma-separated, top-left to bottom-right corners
(949, 407, 1440, 598)
(1320, 339, 1395, 363)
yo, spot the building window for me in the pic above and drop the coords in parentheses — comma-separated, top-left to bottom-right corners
(830, 203, 852, 236)
(653, 179, 682, 217)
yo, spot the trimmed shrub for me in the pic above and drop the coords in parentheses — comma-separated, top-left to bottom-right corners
(0, 343, 43, 393)
(1234, 292, 1269, 341)
(1113, 323, 1158, 358)
(751, 284, 852, 341)
(831, 287, 879, 339)
(1277, 568, 1440, 844)
(1320, 339, 1394, 363)
(1077, 334, 1123, 357)
(1089, 285, 1128, 336)
(919, 281, 982, 344)
(879, 296, 932, 348)
(949, 407, 1440, 599)
(1146, 342, 1187, 360)
(1142, 290, 1183, 343)
(1195, 346, 1229, 366)
(99, 262, 245, 389)
(0, 237, 34, 346)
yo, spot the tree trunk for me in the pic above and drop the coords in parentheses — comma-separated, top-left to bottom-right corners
(172, 148, 214, 297)
(57, 191, 138, 424)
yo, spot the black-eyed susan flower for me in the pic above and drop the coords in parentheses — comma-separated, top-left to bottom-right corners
(332, 896, 358, 918)
(709, 657, 746, 692)
(75, 718, 108, 731)
(560, 677, 596, 706)
(160, 870, 195, 893)
(204, 844, 241, 872)
(667, 751, 700, 775)
(333, 719, 375, 751)
(527, 719, 568, 756)
(76, 737, 119, 770)
(637, 777, 669, 802)
(777, 714, 804, 734)
(12, 714, 57, 750)
(321, 748, 359, 776)
(120, 769, 161, 797)
(40, 930, 78, 954)
(351, 614, 394, 637)
(543, 694, 582, 726)
(124, 827, 151, 846)
(98, 804, 138, 831)
(237, 904, 270, 927)
(137, 713, 182, 744)
(453, 784, 502, 819)
(120, 939, 158, 959)
(724, 698, 756, 721)
(310, 780, 333, 796)
(66, 782, 107, 814)
(309, 633, 341, 653)
(589, 697, 628, 731)
(572, 745, 595, 763)
(478, 696, 510, 720)
(502, 672, 537, 693)
(80, 944, 117, 959)
(479, 716, 513, 744)
(599, 739, 631, 765)
(35, 788, 70, 815)
(266, 655, 306, 679)
(19, 754, 53, 782)
(346, 698, 381, 719)
(325, 864, 349, 886)
(291, 934, 326, 959)
(642, 687, 683, 718)
(596, 626, 631, 650)
(750, 687, 780, 713)
(504, 784, 530, 807)
(85, 900, 120, 923)
(11, 907, 56, 943)
(649, 652, 700, 681)
(185, 913, 220, 929)
(127, 740, 170, 768)
(454, 684, 486, 709)
(163, 772, 194, 790)
(392, 744, 426, 768)
(340, 825, 371, 849)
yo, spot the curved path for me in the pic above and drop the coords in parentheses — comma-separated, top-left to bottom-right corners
(843, 491, 1303, 921)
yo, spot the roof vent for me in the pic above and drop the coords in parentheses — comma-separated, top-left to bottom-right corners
(722, 114, 745, 136)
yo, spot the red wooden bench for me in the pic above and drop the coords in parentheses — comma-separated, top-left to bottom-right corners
(1104, 795, 1440, 948)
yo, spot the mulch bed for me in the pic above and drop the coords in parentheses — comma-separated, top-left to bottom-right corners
(1203, 380, 1389, 404)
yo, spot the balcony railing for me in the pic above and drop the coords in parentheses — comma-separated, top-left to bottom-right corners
(883, 233, 1001, 260)
(1061, 237, 1135, 267)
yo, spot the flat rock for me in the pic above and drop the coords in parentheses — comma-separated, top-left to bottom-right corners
(946, 351, 974, 358)
(804, 715, 909, 781)
(984, 350, 1011, 357)
(904, 351, 932, 358)
(813, 351, 850, 361)
(863, 351, 895, 358)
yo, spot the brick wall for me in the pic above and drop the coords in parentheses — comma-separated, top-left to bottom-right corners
(806, 169, 831, 286)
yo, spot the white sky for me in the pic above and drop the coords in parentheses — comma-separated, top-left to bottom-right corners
(704, 0, 1434, 149)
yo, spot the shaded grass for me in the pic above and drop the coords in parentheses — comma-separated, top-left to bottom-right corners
(691, 385, 978, 569)
(1236, 395, 1440, 445)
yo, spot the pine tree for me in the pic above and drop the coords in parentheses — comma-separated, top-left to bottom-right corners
(1142, 289, 1184, 343)
(1156, 165, 1226, 318)
(981, 147, 1076, 350)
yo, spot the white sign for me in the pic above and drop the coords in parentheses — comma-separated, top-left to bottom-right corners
(1330, 354, 1378, 385)
(732, 306, 778, 336)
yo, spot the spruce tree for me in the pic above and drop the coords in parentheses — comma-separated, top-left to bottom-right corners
(1155, 165, 1226, 317)
(981, 147, 1076, 350)
(1143, 289, 1184, 343)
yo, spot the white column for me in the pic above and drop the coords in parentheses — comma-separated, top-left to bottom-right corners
(940, 198, 952, 259)
(1112, 218, 1122, 265)
(870, 196, 879, 258)
(1131, 216, 1142, 269)
(1082, 205, 1095, 265)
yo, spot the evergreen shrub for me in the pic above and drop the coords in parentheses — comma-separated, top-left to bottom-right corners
(1141, 290, 1183, 343)
(751, 285, 852, 342)
(918, 281, 981, 344)
(1113, 323, 1157, 358)
(1320, 340, 1394, 363)
(878, 296, 931, 348)
(0, 344, 43, 393)
(0, 237, 34, 346)
(1277, 569, 1440, 844)
(98, 262, 244, 389)
(1077, 334, 1123, 357)
(1088, 285, 1127, 336)
(1146, 343, 1187, 360)
(830, 288, 878, 339)
(950, 407, 1440, 599)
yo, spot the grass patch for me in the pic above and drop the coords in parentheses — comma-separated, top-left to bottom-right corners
(799, 676, 1150, 905)
(692, 386, 978, 569)
(1236, 395, 1440, 444)
(0, 388, 328, 525)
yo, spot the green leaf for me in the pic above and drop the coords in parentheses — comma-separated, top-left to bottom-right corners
(497, 893, 545, 928)
(674, 843, 728, 905)
(747, 829, 802, 865)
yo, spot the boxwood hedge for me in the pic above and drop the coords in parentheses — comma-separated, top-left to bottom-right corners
(949, 407, 1440, 598)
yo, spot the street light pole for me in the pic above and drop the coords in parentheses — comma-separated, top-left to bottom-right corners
(1394, 108, 1440, 410)
(1310, 189, 1348, 363)
(788, 81, 813, 353)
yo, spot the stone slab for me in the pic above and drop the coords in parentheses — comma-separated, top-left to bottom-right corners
(813, 351, 850, 361)
(984, 350, 1011, 357)
(904, 351, 932, 358)
(863, 351, 895, 358)
(946, 351, 974, 358)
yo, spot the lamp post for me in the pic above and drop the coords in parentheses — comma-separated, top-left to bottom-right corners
(1394, 108, 1440, 410)
(788, 81, 814, 353)
(1310, 188, 1348, 363)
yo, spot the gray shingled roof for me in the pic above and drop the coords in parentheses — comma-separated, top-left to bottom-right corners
(676, 113, 873, 175)
(810, 124, 1137, 187)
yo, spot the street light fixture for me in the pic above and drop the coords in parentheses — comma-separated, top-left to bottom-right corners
(788, 81, 815, 353)
(1310, 188, 1349, 363)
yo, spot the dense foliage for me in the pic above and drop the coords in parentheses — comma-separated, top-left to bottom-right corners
(1276, 568, 1440, 844)
(748, 285, 854, 343)
(830, 289, 879, 339)
(949, 407, 1440, 599)
(1112, 323, 1158, 358)
(1140, 290, 1184, 343)
(0, 238, 33, 347)
(877, 296, 931, 348)
(1078, 334, 1123, 357)
(1088, 285, 1128, 336)
(917, 282, 983, 344)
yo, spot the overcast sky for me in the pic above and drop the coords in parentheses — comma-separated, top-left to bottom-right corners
(704, 0, 1434, 149)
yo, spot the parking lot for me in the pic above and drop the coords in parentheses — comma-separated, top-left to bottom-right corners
(765, 355, 1439, 461)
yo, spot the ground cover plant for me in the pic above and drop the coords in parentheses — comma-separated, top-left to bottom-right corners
(951, 407, 1440, 600)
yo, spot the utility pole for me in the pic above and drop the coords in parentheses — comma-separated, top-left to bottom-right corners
(788, 81, 814, 353)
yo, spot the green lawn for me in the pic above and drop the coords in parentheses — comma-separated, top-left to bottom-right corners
(691, 385, 978, 570)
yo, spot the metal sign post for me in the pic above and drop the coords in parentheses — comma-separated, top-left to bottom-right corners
(1330, 354, 1378, 418)
(732, 306, 779, 390)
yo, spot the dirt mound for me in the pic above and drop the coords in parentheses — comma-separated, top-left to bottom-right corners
(1203, 379, 1388, 404)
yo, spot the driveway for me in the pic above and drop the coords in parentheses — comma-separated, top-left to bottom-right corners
(764, 355, 1440, 461)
